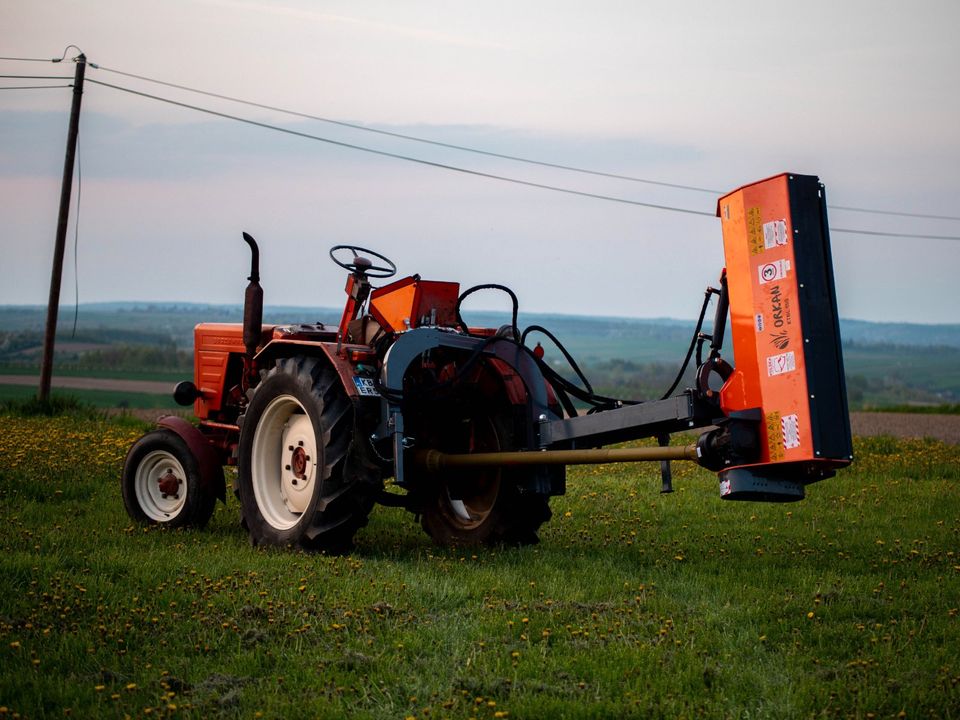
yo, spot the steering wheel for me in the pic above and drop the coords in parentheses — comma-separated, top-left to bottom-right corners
(329, 245, 397, 279)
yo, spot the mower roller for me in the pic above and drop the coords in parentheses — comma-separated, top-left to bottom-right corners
(121, 172, 853, 551)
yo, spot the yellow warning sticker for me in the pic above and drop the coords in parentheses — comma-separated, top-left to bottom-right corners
(766, 411, 785, 462)
(748, 207, 764, 256)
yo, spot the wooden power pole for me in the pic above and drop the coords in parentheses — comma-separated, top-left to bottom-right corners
(38, 53, 86, 404)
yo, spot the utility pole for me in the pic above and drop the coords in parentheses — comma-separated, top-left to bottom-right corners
(38, 53, 85, 404)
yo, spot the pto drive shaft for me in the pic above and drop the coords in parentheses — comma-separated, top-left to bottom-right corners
(415, 445, 699, 473)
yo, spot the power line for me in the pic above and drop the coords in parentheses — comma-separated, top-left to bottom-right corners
(830, 227, 960, 241)
(0, 55, 59, 62)
(91, 63, 960, 223)
(92, 63, 719, 195)
(0, 74, 73, 79)
(0, 85, 72, 90)
(84, 78, 960, 241)
(87, 78, 717, 218)
(829, 204, 960, 222)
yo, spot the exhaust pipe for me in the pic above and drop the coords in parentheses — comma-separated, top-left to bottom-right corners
(241, 232, 263, 382)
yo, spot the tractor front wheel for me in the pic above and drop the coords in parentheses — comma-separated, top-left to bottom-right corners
(121, 429, 217, 528)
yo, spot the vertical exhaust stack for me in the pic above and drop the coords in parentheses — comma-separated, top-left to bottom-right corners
(241, 232, 263, 388)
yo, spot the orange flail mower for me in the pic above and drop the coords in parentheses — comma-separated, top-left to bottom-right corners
(717, 174, 852, 498)
(122, 173, 852, 552)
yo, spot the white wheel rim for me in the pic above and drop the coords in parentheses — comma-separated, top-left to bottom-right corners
(441, 416, 500, 529)
(134, 450, 188, 522)
(251, 394, 319, 531)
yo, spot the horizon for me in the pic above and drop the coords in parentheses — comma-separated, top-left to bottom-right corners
(2, 300, 960, 330)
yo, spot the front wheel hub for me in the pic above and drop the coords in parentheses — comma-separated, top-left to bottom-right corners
(157, 469, 180, 497)
(133, 450, 188, 520)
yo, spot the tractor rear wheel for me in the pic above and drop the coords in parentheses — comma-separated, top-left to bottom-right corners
(237, 356, 380, 553)
(417, 367, 552, 546)
(121, 429, 217, 528)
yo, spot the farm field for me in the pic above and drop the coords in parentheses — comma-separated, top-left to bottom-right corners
(3, 303, 959, 409)
(0, 410, 958, 719)
(0, 382, 180, 411)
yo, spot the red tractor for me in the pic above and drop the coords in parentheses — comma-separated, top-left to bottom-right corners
(122, 173, 853, 552)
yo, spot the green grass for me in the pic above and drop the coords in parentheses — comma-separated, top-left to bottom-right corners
(858, 403, 960, 415)
(0, 384, 180, 410)
(0, 364, 188, 382)
(0, 414, 958, 719)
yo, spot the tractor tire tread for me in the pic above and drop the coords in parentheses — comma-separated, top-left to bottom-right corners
(237, 354, 381, 554)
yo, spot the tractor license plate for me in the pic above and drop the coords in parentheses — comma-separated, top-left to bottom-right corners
(353, 376, 380, 397)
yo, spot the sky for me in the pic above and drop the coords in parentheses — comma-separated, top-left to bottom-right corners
(1, 0, 959, 324)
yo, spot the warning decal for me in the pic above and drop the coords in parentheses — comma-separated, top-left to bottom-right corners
(747, 207, 764, 255)
(766, 411, 785, 461)
(766, 351, 796, 377)
(758, 259, 791, 285)
(781, 414, 801, 450)
(763, 219, 788, 249)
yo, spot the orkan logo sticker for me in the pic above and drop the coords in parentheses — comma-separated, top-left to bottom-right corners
(781, 414, 801, 450)
(766, 351, 796, 377)
(763, 219, 788, 249)
(770, 330, 789, 350)
(758, 259, 791, 285)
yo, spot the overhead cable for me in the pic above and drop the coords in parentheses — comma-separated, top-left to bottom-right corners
(828, 205, 960, 222)
(92, 63, 718, 194)
(0, 74, 73, 79)
(85, 79, 960, 240)
(87, 78, 716, 217)
(0, 85, 72, 90)
(0, 56, 61, 62)
(829, 227, 960, 241)
(91, 63, 959, 223)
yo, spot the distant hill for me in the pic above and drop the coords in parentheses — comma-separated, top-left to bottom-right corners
(2, 303, 958, 406)
(838, 319, 960, 348)
(2, 302, 957, 351)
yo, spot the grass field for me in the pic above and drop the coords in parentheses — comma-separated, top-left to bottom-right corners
(0, 410, 958, 719)
(0, 385, 180, 411)
(0, 365, 187, 382)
